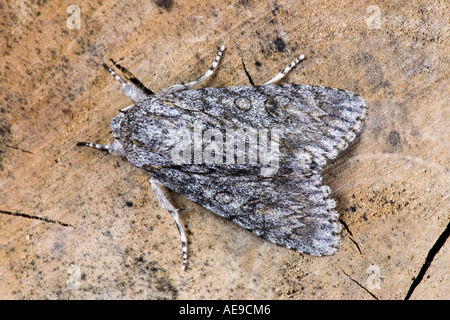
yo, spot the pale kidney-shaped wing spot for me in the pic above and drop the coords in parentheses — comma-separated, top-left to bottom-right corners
(234, 97, 253, 111)
(213, 191, 234, 204)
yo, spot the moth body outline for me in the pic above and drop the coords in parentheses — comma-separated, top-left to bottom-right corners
(77, 45, 367, 270)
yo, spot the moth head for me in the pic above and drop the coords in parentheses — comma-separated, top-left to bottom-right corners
(106, 111, 126, 156)
(111, 111, 125, 139)
(111, 100, 189, 167)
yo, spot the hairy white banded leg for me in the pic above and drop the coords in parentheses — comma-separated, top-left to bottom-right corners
(263, 54, 305, 85)
(158, 45, 225, 96)
(149, 178, 188, 270)
(77, 141, 189, 269)
(101, 61, 151, 103)
(75, 141, 125, 156)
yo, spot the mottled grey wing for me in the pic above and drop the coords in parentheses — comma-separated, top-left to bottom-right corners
(144, 84, 366, 254)
(151, 167, 340, 255)
(168, 84, 367, 171)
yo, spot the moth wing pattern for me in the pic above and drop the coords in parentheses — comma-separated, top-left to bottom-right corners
(135, 84, 367, 255)
(78, 47, 368, 268)
(166, 84, 367, 171)
(151, 168, 341, 255)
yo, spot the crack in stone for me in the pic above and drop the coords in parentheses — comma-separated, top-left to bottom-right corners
(340, 267, 379, 300)
(340, 218, 362, 255)
(404, 221, 449, 300)
(5, 144, 34, 154)
(0, 209, 72, 227)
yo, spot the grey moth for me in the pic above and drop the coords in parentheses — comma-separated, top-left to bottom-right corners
(77, 45, 367, 270)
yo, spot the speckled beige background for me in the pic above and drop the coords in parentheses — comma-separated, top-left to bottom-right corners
(0, 0, 448, 299)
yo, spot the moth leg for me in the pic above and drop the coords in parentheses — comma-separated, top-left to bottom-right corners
(101, 61, 152, 103)
(109, 58, 155, 96)
(75, 141, 125, 156)
(149, 177, 188, 270)
(158, 45, 225, 96)
(262, 54, 305, 85)
(119, 104, 134, 113)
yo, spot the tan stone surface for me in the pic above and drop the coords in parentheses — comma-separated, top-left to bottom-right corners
(0, 0, 448, 299)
